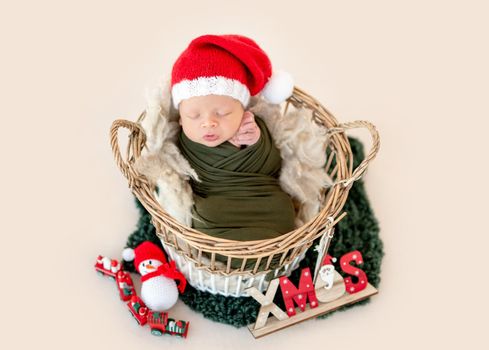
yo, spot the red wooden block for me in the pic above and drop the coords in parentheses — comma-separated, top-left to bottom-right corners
(148, 311, 189, 338)
(94, 255, 122, 279)
(279, 267, 319, 316)
(116, 270, 136, 301)
(127, 295, 149, 326)
(339, 250, 368, 294)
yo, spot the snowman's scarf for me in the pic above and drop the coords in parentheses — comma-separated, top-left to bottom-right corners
(141, 260, 187, 293)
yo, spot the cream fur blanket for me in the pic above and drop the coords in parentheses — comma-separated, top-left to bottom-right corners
(134, 77, 332, 228)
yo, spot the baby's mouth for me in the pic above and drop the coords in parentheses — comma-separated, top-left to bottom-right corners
(203, 134, 218, 141)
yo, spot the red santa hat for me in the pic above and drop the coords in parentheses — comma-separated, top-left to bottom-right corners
(322, 254, 337, 266)
(123, 241, 187, 293)
(122, 241, 167, 274)
(171, 34, 294, 109)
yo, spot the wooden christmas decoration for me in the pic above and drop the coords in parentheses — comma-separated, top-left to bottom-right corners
(247, 250, 378, 338)
(340, 250, 368, 294)
(318, 255, 337, 288)
(279, 267, 319, 316)
(247, 279, 289, 330)
(312, 221, 335, 284)
(248, 282, 377, 338)
(315, 270, 346, 303)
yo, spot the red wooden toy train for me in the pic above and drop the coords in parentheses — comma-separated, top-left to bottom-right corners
(95, 255, 189, 338)
(127, 295, 149, 326)
(116, 270, 136, 301)
(95, 255, 121, 278)
(147, 311, 189, 338)
(95, 255, 136, 301)
(126, 296, 189, 337)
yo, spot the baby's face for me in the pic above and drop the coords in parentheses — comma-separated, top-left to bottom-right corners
(179, 94, 245, 147)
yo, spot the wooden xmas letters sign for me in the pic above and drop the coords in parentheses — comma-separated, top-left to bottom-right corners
(246, 250, 378, 338)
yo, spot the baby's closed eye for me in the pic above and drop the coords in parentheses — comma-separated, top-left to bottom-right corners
(216, 111, 231, 116)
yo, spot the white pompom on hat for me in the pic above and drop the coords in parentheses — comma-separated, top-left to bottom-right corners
(322, 254, 337, 266)
(122, 247, 135, 262)
(171, 34, 294, 109)
(261, 70, 294, 104)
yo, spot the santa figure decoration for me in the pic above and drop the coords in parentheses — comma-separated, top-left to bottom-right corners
(123, 241, 187, 311)
(318, 254, 337, 290)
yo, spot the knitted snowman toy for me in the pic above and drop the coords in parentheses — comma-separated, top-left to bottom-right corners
(123, 241, 186, 311)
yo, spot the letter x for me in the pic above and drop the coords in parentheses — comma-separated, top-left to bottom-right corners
(246, 279, 289, 330)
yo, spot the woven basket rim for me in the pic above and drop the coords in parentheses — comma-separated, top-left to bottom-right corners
(110, 85, 380, 265)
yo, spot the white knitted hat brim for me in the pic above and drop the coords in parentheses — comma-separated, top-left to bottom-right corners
(172, 76, 250, 109)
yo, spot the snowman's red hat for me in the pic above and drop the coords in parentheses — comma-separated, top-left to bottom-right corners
(123, 241, 167, 273)
(171, 34, 294, 109)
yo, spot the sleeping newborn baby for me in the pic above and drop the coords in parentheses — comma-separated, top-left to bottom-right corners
(177, 94, 295, 241)
(171, 34, 296, 241)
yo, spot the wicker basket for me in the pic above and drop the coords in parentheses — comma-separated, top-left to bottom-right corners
(110, 86, 380, 297)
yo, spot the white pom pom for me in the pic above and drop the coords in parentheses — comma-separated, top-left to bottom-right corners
(261, 70, 294, 105)
(122, 247, 135, 262)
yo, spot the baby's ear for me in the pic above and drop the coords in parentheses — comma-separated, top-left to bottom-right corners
(178, 118, 182, 125)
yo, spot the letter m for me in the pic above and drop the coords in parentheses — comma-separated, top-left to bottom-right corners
(279, 267, 319, 316)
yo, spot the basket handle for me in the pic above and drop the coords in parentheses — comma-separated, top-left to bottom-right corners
(110, 119, 148, 189)
(327, 120, 380, 188)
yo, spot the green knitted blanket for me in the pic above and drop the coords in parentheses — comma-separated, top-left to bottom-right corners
(177, 116, 296, 241)
(123, 137, 383, 327)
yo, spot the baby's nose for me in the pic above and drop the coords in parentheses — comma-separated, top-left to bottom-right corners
(201, 118, 217, 128)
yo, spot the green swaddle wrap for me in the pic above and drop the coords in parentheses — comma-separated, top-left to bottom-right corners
(177, 116, 296, 242)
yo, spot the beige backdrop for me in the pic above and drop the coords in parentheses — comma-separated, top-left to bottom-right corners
(1, 0, 487, 349)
